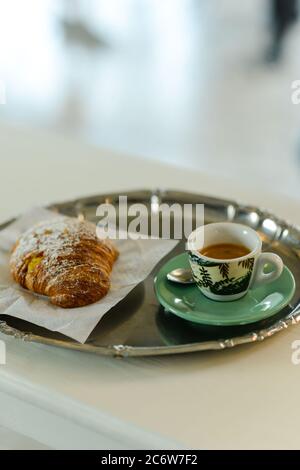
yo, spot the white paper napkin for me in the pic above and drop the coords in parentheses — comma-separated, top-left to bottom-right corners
(0, 208, 178, 343)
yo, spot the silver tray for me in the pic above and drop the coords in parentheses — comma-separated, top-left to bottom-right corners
(1, 190, 300, 357)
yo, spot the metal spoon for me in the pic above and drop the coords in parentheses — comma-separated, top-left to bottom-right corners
(167, 268, 195, 284)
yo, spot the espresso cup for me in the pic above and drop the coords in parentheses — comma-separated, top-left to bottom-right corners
(187, 222, 283, 301)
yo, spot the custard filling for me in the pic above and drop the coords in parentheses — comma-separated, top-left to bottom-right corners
(27, 256, 43, 273)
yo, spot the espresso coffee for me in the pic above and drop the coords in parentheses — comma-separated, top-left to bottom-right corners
(200, 243, 250, 260)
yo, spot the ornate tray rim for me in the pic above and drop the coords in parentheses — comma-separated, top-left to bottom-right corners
(0, 189, 300, 357)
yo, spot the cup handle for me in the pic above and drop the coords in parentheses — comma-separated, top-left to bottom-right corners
(250, 252, 283, 289)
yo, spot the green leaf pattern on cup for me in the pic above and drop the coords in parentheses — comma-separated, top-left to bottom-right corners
(188, 251, 255, 296)
(218, 263, 229, 279)
(188, 252, 220, 267)
(210, 271, 252, 295)
(238, 258, 254, 270)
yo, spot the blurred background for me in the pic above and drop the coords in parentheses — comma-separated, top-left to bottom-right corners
(0, 0, 300, 198)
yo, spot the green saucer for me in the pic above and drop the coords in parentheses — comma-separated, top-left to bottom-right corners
(154, 253, 296, 326)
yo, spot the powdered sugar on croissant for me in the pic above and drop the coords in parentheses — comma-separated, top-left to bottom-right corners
(10, 217, 119, 308)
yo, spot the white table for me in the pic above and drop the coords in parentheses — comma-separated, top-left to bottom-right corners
(1, 122, 300, 449)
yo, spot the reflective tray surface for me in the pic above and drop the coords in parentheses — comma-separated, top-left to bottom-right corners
(0, 190, 300, 357)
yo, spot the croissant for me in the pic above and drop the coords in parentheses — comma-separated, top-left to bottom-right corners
(10, 217, 119, 308)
